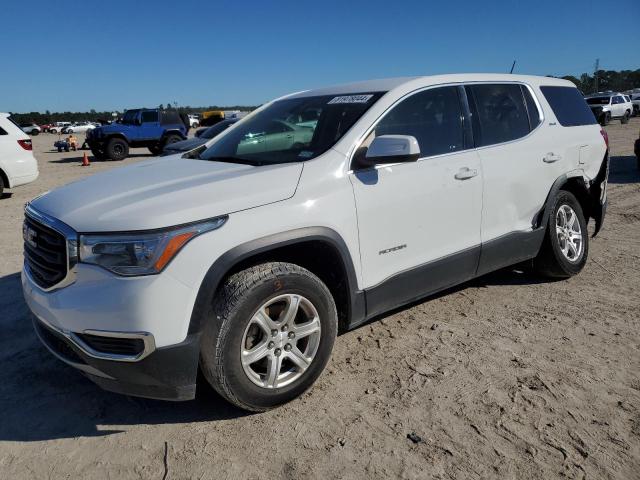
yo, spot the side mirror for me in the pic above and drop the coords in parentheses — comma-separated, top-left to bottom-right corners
(362, 135, 420, 167)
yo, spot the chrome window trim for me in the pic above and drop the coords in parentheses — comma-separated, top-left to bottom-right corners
(24, 203, 78, 292)
(34, 314, 156, 363)
(347, 80, 546, 171)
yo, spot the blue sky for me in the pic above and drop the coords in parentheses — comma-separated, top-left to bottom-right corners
(2, 0, 639, 112)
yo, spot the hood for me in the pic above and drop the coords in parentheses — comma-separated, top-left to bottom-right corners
(164, 137, 207, 153)
(31, 155, 303, 232)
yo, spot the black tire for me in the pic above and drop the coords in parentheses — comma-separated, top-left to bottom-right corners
(105, 137, 129, 161)
(601, 112, 611, 126)
(621, 111, 630, 124)
(31, 130, 39, 136)
(148, 145, 163, 155)
(163, 134, 182, 147)
(533, 190, 589, 278)
(200, 262, 338, 412)
(0, 175, 4, 198)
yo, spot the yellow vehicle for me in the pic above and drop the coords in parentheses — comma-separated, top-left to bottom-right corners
(200, 110, 225, 126)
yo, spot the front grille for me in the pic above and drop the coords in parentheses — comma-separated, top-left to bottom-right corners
(76, 333, 145, 357)
(34, 319, 86, 365)
(24, 216, 68, 289)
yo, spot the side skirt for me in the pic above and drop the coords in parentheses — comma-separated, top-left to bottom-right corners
(350, 229, 545, 329)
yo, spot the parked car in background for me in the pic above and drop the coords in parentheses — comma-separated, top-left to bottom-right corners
(85, 108, 188, 160)
(627, 92, 640, 116)
(585, 92, 633, 125)
(20, 123, 41, 135)
(39, 123, 55, 133)
(188, 114, 200, 128)
(22, 74, 608, 411)
(162, 118, 238, 155)
(0, 113, 38, 197)
(49, 122, 71, 134)
(64, 122, 95, 134)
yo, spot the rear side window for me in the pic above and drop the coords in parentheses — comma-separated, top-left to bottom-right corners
(0, 126, 7, 135)
(466, 84, 530, 147)
(540, 86, 597, 127)
(374, 86, 464, 157)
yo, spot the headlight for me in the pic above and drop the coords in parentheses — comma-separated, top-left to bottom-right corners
(79, 216, 227, 276)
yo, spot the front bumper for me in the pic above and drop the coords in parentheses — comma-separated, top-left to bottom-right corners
(32, 314, 200, 400)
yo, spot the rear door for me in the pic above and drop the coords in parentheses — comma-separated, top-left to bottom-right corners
(350, 86, 483, 315)
(467, 83, 554, 244)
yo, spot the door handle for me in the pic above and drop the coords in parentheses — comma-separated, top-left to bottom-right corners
(543, 153, 561, 163)
(454, 167, 478, 180)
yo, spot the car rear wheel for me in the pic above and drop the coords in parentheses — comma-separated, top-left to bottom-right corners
(31, 130, 39, 136)
(200, 262, 338, 412)
(533, 190, 588, 278)
(621, 111, 630, 124)
(105, 138, 129, 161)
(0, 176, 4, 198)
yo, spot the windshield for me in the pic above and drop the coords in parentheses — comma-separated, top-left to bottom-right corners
(586, 97, 610, 105)
(121, 110, 140, 124)
(199, 92, 384, 165)
(202, 120, 235, 139)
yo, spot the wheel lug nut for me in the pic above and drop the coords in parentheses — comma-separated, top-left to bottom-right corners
(288, 332, 295, 339)
(281, 325, 288, 332)
(271, 329, 278, 337)
(284, 344, 292, 352)
(274, 348, 281, 356)
(268, 341, 275, 349)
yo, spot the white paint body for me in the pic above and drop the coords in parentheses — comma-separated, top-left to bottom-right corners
(0, 113, 39, 189)
(22, 74, 606, 348)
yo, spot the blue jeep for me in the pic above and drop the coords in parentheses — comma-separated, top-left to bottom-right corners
(86, 108, 188, 160)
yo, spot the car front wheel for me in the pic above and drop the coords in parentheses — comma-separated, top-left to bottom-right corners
(533, 190, 589, 278)
(105, 138, 129, 161)
(200, 262, 338, 411)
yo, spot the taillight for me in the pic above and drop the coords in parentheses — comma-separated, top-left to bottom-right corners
(17, 139, 32, 151)
(599, 128, 609, 149)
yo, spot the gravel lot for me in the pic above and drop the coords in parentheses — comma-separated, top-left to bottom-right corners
(1, 122, 639, 479)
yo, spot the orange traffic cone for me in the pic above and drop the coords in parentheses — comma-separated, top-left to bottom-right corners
(82, 152, 90, 167)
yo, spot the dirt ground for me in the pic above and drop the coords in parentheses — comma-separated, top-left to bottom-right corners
(1, 121, 639, 480)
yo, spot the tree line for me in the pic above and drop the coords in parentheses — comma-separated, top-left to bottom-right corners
(9, 105, 258, 125)
(558, 68, 640, 95)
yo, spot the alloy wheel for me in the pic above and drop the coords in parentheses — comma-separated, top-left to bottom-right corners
(555, 204, 583, 262)
(241, 294, 321, 389)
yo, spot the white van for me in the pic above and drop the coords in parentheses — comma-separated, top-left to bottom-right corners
(22, 74, 608, 411)
(0, 113, 39, 197)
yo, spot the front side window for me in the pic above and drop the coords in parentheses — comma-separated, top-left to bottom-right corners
(373, 86, 464, 157)
(121, 110, 140, 124)
(199, 92, 384, 165)
(141, 111, 159, 123)
(466, 84, 530, 147)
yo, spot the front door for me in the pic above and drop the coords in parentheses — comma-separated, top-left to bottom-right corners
(350, 86, 483, 316)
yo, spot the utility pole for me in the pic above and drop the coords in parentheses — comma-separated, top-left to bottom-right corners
(509, 60, 516, 74)
(593, 58, 600, 93)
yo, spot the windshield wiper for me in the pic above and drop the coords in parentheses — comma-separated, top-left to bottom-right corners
(200, 156, 264, 166)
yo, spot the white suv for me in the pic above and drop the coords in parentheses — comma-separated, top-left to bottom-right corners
(585, 92, 633, 124)
(0, 113, 39, 197)
(22, 74, 608, 411)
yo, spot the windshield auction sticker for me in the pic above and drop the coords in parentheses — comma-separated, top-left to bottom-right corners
(328, 94, 374, 104)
